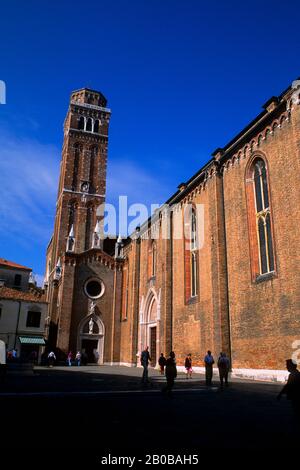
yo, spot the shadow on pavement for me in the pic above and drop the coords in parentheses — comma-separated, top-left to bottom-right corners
(0, 365, 299, 453)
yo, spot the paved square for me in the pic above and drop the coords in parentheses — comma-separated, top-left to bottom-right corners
(1, 365, 299, 457)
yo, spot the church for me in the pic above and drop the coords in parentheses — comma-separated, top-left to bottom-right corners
(45, 79, 300, 381)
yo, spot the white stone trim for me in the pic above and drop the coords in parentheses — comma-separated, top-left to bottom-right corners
(176, 366, 206, 374)
(77, 315, 105, 364)
(104, 362, 136, 367)
(231, 368, 288, 383)
(175, 366, 288, 383)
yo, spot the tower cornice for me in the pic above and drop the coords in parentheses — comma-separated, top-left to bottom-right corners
(70, 100, 111, 114)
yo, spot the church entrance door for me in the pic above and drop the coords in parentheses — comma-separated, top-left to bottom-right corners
(82, 339, 98, 363)
(150, 326, 157, 366)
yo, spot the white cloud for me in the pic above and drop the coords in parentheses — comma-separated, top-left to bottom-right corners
(0, 129, 59, 246)
(0, 128, 175, 267)
(34, 273, 45, 288)
(106, 158, 171, 208)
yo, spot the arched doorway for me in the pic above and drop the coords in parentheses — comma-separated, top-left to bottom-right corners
(148, 296, 157, 366)
(140, 288, 160, 367)
(77, 315, 105, 364)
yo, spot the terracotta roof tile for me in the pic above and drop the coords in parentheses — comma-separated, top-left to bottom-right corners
(0, 286, 47, 303)
(0, 258, 31, 271)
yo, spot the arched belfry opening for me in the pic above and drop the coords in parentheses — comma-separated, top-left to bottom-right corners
(77, 310, 105, 364)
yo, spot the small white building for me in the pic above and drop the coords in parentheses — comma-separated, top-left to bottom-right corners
(0, 286, 48, 363)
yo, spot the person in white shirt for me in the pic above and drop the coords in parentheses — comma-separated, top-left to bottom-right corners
(48, 351, 56, 367)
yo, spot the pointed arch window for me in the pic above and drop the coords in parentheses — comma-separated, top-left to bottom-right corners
(78, 116, 85, 130)
(85, 206, 93, 251)
(121, 260, 129, 321)
(89, 146, 98, 192)
(184, 205, 199, 302)
(86, 118, 93, 132)
(246, 156, 276, 280)
(190, 207, 198, 297)
(72, 143, 81, 191)
(148, 240, 157, 279)
(151, 241, 157, 277)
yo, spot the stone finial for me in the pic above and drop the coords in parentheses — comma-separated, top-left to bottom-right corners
(66, 225, 75, 252)
(54, 258, 62, 281)
(115, 234, 124, 259)
(92, 220, 102, 249)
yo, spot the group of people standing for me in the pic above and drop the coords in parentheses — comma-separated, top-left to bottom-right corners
(141, 347, 231, 394)
(204, 350, 230, 388)
(46, 350, 91, 367)
(66, 351, 86, 367)
(141, 348, 177, 395)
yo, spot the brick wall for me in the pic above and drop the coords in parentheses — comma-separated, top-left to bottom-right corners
(222, 102, 300, 370)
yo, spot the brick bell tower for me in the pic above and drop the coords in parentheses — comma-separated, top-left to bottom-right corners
(45, 88, 112, 353)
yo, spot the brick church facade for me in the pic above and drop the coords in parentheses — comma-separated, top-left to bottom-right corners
(45, 79, 300, 379)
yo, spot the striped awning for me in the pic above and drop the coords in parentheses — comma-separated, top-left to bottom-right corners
(19, 336, 45, 345)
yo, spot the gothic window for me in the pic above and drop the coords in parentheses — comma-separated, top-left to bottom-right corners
(85, 206, 93, 250)
(246, 156, 275, 280)
(86, 118, 92, 132)
(152, 242, 156, 277)
(94, 120, 100, 133)
(121, 261, 129, 321)
(68, 202, 75, 228)
(78, 116, 85, 130)
(89, 146, 98, 192)
(148, 240, 157, 279)
(190, 207, 198, 297)
(184, 205, 199, 302)
(72, 143, 81, 191)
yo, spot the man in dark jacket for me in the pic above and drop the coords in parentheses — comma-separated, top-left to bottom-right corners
(204, 350, 215, 386)
(163, 351, 177, 396)
(141, 346, 151, 384)
(217, 352, 230, 388)
(158, 353, 167, 375)
(278, 359, 300, 419)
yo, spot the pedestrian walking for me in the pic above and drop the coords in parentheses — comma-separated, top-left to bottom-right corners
(277, 359, 300, 419)
(163, 351, 177, 396)
(204, 350, 214, 386)
(158, 353, 167, 375)
(67, 351, 73, 366)
(141, 346, 151, 384)
(47, 351, 56, 368)
(217, 352, 230, 388)
(75, 351, 81, 366)
(185, 353, 193, 379)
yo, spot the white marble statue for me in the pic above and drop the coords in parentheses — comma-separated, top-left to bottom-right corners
(89, 317, 94, 334)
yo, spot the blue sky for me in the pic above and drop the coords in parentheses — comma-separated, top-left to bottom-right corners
(0, 0, 299, 284)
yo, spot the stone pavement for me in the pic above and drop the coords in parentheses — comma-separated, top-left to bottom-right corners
(0, 364, 298, 458)
(0, 363, 285, 394)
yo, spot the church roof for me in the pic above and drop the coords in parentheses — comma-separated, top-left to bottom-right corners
(0, 258, 31, 271)
(0, 286, 47, 303)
